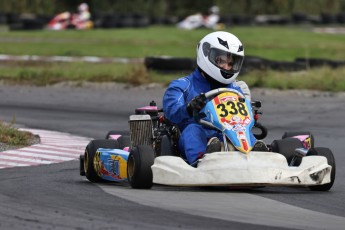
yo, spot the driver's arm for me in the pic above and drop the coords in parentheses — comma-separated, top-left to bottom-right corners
(163, 78, 191, 125)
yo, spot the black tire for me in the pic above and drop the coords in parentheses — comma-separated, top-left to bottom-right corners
(159, 135, 175, 156)
(79, 154, 85, 176)
(105, 130, 119, 139)
(144, 56, 196, 72)
(271, 138, 304, 164)
(105, 131, 131, 148)
(282, 131, 314, 148)
(117, 136, 131, 149)
(308, 147, 336, 191)
(118, 14, 135, 28)
(127, 145, 155, 189)
(84, 139, 120, 182)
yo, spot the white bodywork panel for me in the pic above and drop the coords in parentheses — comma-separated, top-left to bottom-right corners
(152, 151, 331, 187)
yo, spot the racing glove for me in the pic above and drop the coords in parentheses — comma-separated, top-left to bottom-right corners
(186, 93, 206, 116)
(235, 80, 251, 101)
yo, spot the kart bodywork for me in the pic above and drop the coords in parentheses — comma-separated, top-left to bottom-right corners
(152, 151, 331, 186)
(80, 88, 335, 191)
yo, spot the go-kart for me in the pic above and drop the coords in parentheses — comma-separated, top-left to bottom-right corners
(80, 88, 335, 191)
(47, 11, 93, 30)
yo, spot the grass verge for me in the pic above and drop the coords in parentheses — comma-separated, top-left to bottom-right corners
(242, 66, 345, 92)
(1, 26, 345, 61)
(0, 119, 38, 147)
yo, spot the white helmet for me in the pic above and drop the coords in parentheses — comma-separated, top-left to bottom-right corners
(209, 6, 219, 14)
(78, 3, 89, 12)
(197, 31, 244, 85)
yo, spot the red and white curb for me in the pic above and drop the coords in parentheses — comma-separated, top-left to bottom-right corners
(0, 128, 91, 169)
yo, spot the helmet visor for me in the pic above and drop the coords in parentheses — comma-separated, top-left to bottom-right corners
(209, 48, 244, 74)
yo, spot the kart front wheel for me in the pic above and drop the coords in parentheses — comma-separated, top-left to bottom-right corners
(84, 139, 119, 182)
(308, 147, 336, 191)
(105, 130, 119, 139)
(116, 135, 131, 149)
(271, 138, 303, 165)
(127, 145, 154, 189)
(105, 131, 131, 149)
(282, 131, 314, 148)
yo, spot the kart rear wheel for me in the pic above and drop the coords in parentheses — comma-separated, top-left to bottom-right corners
(282, 131, 314, 148)
(308, 147, 336, 191)
(127, 145, 154, 189)
(271, 138, 303, 165)
(84, 139, 120, 182)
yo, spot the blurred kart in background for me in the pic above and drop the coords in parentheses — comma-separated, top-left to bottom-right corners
(47, 11, 93, 30)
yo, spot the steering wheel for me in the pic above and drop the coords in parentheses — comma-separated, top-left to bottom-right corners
(194, 88, 246, 129)
(193, 88, 268, 140)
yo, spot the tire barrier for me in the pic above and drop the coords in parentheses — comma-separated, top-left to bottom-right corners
(4, 12, 345, 30)
(9, 18, 45, 31)
(0, 13, 7, 24)
(1, 53, 343, 72)
(336, 13, 345, 23)
(295, 58, 345, 68)
(145, 55, 345, 73)
(243, 56, 306, 73)
(291, 13, 309, 24)
(320, 13, 336, 24)
(95, 13, 151, 28)
(7, 14, 49, 31)
(254, 15, 291, 25)
(145, 56, 196, 72)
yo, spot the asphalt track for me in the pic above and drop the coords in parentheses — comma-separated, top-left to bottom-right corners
(0, 83, 344, 229)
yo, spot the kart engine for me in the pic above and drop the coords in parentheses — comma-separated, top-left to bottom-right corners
(129, 115, 154, 147)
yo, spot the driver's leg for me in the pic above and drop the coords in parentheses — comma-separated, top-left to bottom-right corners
(179, 123, 219, 165)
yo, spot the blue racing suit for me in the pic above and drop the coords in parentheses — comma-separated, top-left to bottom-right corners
(163, 68, 246, 164)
